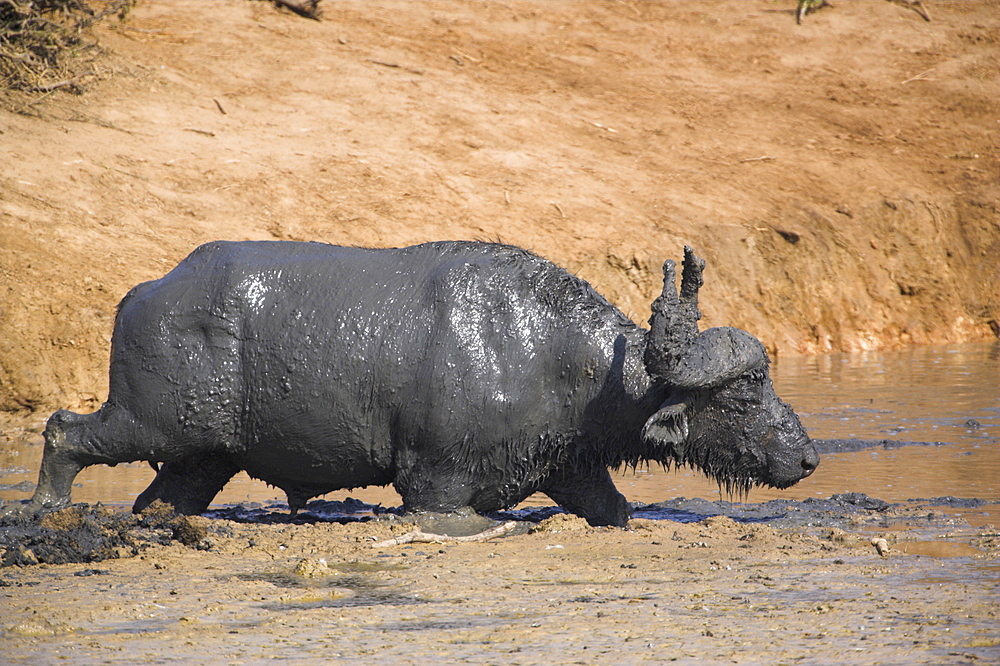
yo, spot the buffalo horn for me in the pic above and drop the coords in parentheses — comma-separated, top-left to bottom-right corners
(645, 247, 768, 389)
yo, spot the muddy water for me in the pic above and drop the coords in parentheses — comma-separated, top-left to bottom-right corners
(1, 342, 997, 512)
(625, 340, 1000, 504)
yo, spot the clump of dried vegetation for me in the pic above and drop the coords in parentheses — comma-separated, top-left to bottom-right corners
(1, 0, 135, 109)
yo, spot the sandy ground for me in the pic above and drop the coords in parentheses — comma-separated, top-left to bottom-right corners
(2, 2, 1000, 663)
(1, 0, 998, 414)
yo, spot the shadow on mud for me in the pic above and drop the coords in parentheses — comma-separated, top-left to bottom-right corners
(238, 565, 432, 611)
(204, 497, 395, 524)
(630, 493, 994, 528)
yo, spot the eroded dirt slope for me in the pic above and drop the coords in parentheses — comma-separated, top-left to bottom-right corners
(1, 0, 998, 413)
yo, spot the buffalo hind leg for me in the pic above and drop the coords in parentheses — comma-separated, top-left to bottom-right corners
(9, 404, 227, 518)
(133, 454, 240, 515)
(6, 408, 139, 516)
(541, 468, 631, 527)
(10, 410, 88, 515)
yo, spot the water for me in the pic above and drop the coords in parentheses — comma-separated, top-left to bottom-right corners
(1, 342, 997, 512)
(617, 341, 999, 505)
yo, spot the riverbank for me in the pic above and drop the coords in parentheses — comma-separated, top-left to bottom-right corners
(2, 0, 998, 414)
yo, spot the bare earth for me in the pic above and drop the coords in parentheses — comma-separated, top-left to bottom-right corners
(1, 1, 999, 663)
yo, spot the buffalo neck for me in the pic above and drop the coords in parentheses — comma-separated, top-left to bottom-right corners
(572, 326, 673, 471)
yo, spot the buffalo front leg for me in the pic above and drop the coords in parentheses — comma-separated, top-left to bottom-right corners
(133, 454, 240, 515)
(541, 467, 631, 527)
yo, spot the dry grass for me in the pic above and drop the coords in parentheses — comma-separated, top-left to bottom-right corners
(0, 0, 135, 109)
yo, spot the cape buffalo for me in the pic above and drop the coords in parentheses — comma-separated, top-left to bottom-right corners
(11, 240, 817, 526)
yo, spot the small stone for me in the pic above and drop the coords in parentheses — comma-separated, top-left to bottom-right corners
(870, 537, 890, 558)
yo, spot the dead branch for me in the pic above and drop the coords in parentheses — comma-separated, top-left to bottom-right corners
(886, 0, 931, 21)
(370, 521, 517, 547)
(1, 0, 137, 108)
(28, 73, 93, 93)
(274, 0, 321, 21)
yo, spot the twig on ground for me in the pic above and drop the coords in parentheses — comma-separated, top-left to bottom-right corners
(586, 119, 618, 133)
(370, 521, 517, 547)
(51, 104, 136, 134)
(367, 59, 424, 75)
(28, 74, 92, 93)
(901, 67, 936, 85)
(451, 48, 481, 63)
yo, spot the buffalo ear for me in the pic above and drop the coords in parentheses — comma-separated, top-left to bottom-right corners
(642, 399, 689, 456)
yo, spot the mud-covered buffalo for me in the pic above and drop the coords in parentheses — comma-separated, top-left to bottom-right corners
(11, 241, 817, 526)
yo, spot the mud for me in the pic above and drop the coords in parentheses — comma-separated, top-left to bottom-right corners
(812, 437, 955, 453)
(1, 497, 997, 664)
(0, 502, 222, 567)
(4, 491, 992, 565)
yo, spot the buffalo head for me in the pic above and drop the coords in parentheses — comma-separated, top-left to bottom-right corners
(641, 247, 819, 494)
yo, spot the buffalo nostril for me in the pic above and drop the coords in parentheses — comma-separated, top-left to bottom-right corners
(801, 451, 819, 476)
